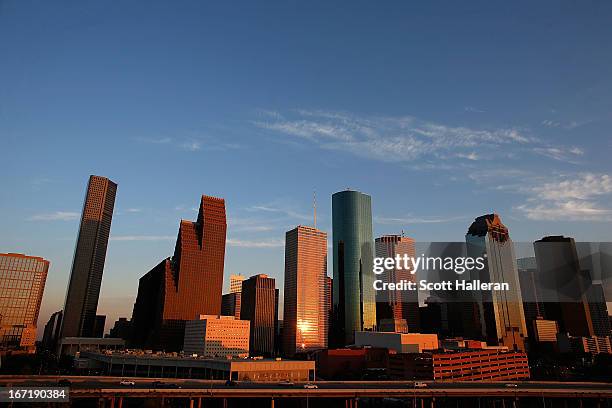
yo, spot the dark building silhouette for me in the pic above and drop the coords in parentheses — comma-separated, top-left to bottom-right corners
(241, 274, 276, 356)
(130, 195, 227, 351)
(61, 175, 117, 339)
(42, 310, 63, 351)
(534, 236, 594, 337)
(108, 317, 132, 341)
(587, 284, 611, 337)
(419, 299, 445, 335)
(92, 315, 106, 338)
(325, 276, 332, 344)
(221, 292, 242, 319)
(517, 257, 545, 346)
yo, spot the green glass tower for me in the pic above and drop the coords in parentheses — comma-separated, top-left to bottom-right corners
(332, 190, 376, 346)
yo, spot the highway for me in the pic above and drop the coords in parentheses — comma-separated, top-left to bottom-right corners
(0, 375, 610, 400)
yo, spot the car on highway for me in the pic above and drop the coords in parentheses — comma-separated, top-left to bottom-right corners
(150, 381, 180, 389)
(303, 383, 318, 389)
(278, 380, 294, 386)
(119, 379, 136, 386)
(505, 383, 518, 388)
(57, 379, 71, 387)
(414, 382, 428, 388)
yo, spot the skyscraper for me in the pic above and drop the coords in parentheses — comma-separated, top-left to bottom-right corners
(130, 195, 227, 351)
(61, 175, 117, 338)
(282, 225, 328, 356)
(534, 236, 594, 337)
(0, 253, 49, 352)
(587, 284, 611, 337)
(466, 214, 528, 351)
(221, 292, 241, 319)
(42, 310, 63, 351)
(517, 257, 546, 346)
(230, 274, 245, 294)
(332, 190, 376, 346)
(241, 274, 276, 356)
(375, 235, 419, 331)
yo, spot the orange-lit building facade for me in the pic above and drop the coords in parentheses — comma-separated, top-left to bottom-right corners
(0, 253, 49, 352)
(130, 195, 227, 351)
(389, 349, 530, 381)
(61, 175, 116, 339)
(282, 226, 328, 356)
(375, 235, 419, 331)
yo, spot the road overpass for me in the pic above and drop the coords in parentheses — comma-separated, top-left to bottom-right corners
(1, 376, 610, 407)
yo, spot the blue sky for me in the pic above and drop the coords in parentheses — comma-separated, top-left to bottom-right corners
(1, 1, 611, 332)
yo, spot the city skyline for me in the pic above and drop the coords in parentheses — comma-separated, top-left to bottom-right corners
(1, 1, 612, 335)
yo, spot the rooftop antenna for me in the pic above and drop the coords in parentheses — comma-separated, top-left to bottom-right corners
(313, 190, 317, 229)
(401, 229, 405, 238)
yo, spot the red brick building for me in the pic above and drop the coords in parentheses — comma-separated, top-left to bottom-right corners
(389, 349, 530, 381)
(131, 195, 226, 351)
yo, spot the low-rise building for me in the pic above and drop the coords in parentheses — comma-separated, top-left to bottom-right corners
(58, 337, 125, 356)
(183, 315, 250, 358)
(354, 331, 438, 353)
(558, 334, 612, 354)
(79, 351, 315, 382)
(389, 349, 530, 381)
(315, 347, 390, 380)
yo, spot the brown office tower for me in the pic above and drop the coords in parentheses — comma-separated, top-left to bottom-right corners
(131, 195, 226, 351)
(241, 274, 276, 356)
(61, 175, 117, 339)
(0, 253, 49, 352)
(375, 235, 420, 331)
(282, 226, 328, 357)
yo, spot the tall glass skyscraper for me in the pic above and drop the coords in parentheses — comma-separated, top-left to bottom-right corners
(466, 214, 528, 351)
(332, 190, 376, 346)
(61, 175, 116, 339)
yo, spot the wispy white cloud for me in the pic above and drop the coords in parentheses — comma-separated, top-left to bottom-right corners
(464, 106, 486, 113)
(254, 109, 581, 165)
(532, 146, 584, 162)
(27, 211, 79, 221)
(515, 173, 612, 221)
(227, 238, 284, 248)
(137, 136, 244, 153)
(110, 235, 175, 241)
(135, 136, 172, 144)
(375, 215, 467, 225)
(125, 208, 142, 213)
(181, 140, 201, 151)
(246, 205, 311, 221)
(541, 119, 592, 130)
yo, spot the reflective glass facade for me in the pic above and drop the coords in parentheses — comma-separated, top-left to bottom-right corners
(282, 225, 327, 356)
(0, 253, 49, 351)
(332, 190, 376, 346)
(466, 214, 528, 351)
